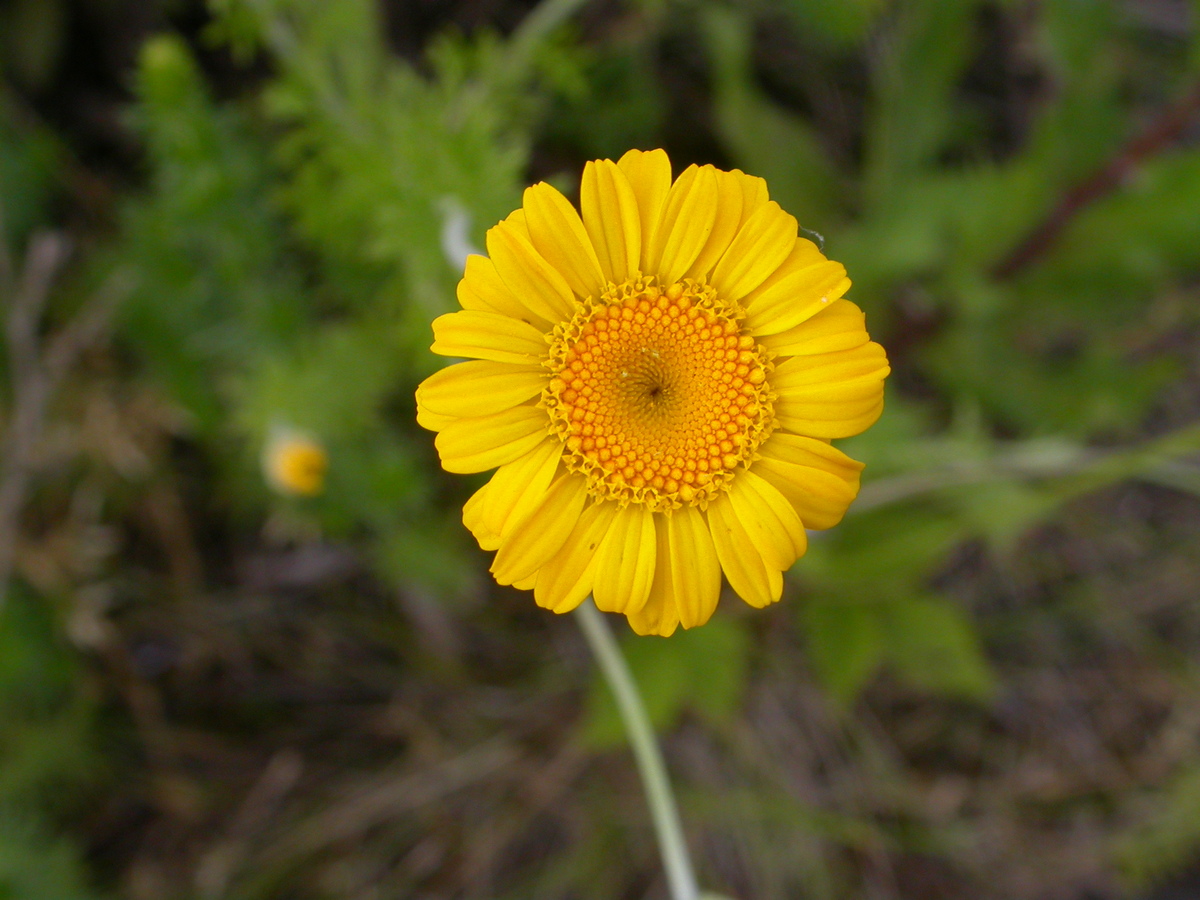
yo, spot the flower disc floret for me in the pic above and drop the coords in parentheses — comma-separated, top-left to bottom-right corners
(544, 277, 773, 512)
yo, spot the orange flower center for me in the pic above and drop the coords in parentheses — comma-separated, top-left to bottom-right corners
(544, 277, 774, 511)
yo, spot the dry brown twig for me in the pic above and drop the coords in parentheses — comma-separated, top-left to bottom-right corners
(269, 736, 520, 864)
(993, 78, 1200, 280)
(0, 205, 131, 608)
(194, 749, 306, 900)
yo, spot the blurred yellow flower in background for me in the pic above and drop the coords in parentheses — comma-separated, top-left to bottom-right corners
(417, 149, 889, 635)
(262, 428, 328, 497)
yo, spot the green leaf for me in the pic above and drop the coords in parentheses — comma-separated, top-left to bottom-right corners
(0, 586, 98, 806)
(540, 45, 664, 162)
(0, 810, 99, 900)
(237, 321, 406, 442)
(861, 0, 979, 206)
(775, 0, 886, 47)
(702, 6, 842, 224)
(0, 100, 62, 248)
(804, 504, 965, 592)
(947, 480, 1058, 553)
(0, 587, 75, 718)
(801, 599, 886, 702)
(120, 35, 309, 431)
(374, 518, 480, 601)
(882, 597, 995, 700)
(1113, 763, 1200, 891)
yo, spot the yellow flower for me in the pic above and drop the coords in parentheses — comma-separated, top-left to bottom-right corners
(263, 428, 328, 497)
(416, 150, 889, 636)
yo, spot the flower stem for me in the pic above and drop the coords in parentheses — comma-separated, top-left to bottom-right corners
(574, 599, 700, 900)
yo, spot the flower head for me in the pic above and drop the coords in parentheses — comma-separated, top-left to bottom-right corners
(263, 428, 328, 497)
(417, 150, 889, 635)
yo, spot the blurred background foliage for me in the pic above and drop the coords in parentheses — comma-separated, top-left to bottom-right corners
(3, 0, 1200, 897)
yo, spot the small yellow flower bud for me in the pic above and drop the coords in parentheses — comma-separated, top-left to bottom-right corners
(262, 429, 328, 497)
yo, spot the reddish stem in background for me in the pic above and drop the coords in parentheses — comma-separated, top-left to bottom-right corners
(992, 79, 1200, 281)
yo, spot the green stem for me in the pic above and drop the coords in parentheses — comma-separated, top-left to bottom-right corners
(574, 599, 700, 900)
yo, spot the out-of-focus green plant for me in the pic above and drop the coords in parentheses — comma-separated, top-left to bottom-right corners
(0, 587, 101, 900)
(1, 4, 591, 884)
(558, 0, 1200, 760)
(1115, 762, 1200, 892)
(679, 0, 1200, 708)
(110, 0, 596, 608)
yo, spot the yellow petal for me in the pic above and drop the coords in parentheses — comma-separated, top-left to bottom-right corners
(617, 149, 672, 269)
(754, 433, 863, 530)
(486, 218, 576, 323)
(523, 181, 606, 301)
(732, 170, 769, 228)
(711, 201, 798, 303)
(416, 406, 456, 432)
(434, 406, 549, 474)
(745, 262, 851, 337)
(772, 342, 890, 394)
(627, 599, 679, 636)
(457, 254, 554, 331)
(581, 159, 641, 285)
(479, 436, 563, 543)
(627, 503, 726, 635)
(707, 493, 782, 609)
(430, 310, 548, 365)
(771, 342, 889, 438)
(775, 397, 885, 439)
(739, 240, 835, 316)
(628, 516, 681, 637)
(416, 360, 547, 418)
(490, 474, 587, 585)
(534, 501, 619, 614)
(759, 299, 869, 357)
(463, 481, 502, 550)
(684, 168, 744, 280)
(503, 207, 529, 238)
(649, 164, 719, 284)
(726, 471, 807, 572)
(666, 505, 722, 630)
(592, 503, 656, 615)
